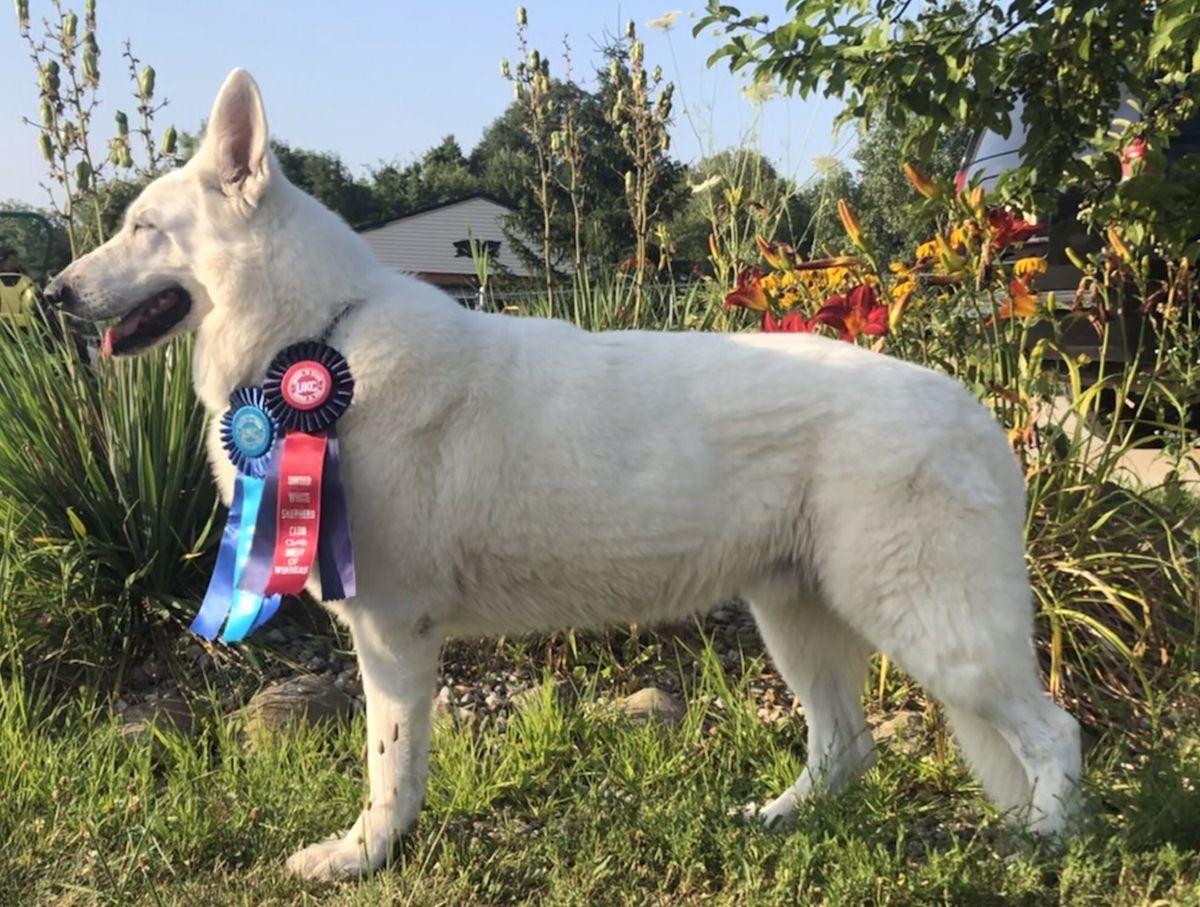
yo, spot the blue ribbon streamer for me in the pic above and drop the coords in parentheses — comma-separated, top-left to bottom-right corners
(220, 474, 281, 643)
(190, 478, 246, 639)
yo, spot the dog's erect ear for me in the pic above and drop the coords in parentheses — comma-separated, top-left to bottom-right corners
(207, 68, 271, 206)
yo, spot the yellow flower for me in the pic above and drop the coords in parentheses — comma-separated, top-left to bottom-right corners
(1014, 257, 1047, 278)
(914, 240, 940, 263)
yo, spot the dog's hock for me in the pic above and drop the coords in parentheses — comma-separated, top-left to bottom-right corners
(207, 67, 271, 205)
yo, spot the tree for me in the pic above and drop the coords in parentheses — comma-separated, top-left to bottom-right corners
(699, 0, 1200, 223)
(851, 119, 972, 263)
(369, 136, 480, 221)
(270, 141, 376, 226)
(670, 148, 810, 271)
(471, 79, 685, 275)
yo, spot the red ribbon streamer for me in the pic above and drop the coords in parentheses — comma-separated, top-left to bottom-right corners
(263, 430, 327, 595)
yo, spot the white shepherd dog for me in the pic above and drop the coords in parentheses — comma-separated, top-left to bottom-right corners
(47, 69, 1081, 880)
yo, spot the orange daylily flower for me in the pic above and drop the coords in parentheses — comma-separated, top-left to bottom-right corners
(995, 277, 1039, 320)
(724, 268, 769, 311)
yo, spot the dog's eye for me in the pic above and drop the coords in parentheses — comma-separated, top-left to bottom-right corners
(133, 221, 155, 234)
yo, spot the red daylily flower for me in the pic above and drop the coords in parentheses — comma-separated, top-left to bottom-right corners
(1120, 137, 1148, 181)
(761, 309, 815, 333)
(815, 284, 889, 341)
(725, 268, 769, 311)
(987, 209, 1043, 250)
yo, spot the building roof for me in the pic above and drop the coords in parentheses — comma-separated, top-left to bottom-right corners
(357, 193, 531, 279)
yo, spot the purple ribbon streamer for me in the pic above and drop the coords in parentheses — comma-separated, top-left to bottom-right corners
(316, 427, 356, 601)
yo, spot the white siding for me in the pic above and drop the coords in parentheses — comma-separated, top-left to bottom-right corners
(358, 196, 531, 278)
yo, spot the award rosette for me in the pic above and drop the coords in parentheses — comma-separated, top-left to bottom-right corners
(190, 386, 283, 643)
(239, 341, 357, 602)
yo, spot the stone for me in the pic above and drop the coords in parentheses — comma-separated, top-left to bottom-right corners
(873, 710, 924, 753)
(617, 687, 686, 726)
(235, 674, 354, 743)
(118, 694, 197, 742)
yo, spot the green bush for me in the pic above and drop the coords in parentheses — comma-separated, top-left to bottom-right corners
(0, 320, 216, 666)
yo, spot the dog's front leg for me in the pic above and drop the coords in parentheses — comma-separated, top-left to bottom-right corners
(286, 610, 440, 881)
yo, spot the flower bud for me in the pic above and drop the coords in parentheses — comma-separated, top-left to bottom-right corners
(837, 198, 863, 247)
(139, 64, 155, 99)
(74, 160, 91, 190)
(631, 40, 644, 68)
(37, 131, 53, 162)
(83, 45, 99, 84)
(516, 5, 526, 27)
(626, 19, 635, 39)
(161, 124, 177, 156)
(902, 162, 938, 200)
(500, 58, 511, 79)
(15, 0, 29, 31)
(115, 110, 128, 136)
(62, 10, 77, 39)
(1107, 226, 1133, 263)
(40, 98, 53, 128)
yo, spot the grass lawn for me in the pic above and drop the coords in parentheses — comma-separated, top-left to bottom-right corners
(3, 642, 1200, 907)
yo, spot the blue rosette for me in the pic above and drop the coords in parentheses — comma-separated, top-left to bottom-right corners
(190, 386, 283, 643)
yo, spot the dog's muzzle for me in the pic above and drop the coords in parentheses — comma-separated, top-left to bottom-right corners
(42, 275, 79, 313)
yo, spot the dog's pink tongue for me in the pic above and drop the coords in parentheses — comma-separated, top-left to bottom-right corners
(101, 328, 115, 357)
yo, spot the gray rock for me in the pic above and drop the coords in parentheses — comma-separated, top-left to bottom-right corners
(873, 710, 924, 753)
(118, 695, 197, 742)
(617, 687, 686, 726)
(234, 674, 354, 743)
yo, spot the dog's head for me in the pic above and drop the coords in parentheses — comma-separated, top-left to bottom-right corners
(45, 68, 279, 356)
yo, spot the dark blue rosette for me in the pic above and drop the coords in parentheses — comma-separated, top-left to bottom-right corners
(262, 341, 354, 433)
(219, 385, 277, 477)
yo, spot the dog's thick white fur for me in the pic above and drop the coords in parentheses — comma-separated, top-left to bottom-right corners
(49, 70, 1081, 880)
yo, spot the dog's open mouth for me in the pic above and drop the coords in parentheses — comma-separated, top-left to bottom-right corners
(102, 286, 192, 357)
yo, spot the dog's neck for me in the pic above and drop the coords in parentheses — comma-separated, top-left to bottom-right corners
(191, 186, 381, 413)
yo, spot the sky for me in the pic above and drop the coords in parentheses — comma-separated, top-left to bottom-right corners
(0, 1, 853, 209)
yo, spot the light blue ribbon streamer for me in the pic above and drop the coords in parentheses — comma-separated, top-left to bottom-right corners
(190, 473, 281, 643)
(220, 475, 280, 643)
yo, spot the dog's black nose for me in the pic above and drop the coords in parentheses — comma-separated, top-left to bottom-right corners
(43, 277, 78, 311)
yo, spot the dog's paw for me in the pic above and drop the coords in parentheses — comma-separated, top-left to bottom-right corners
(285, 834, 380, 881)
(735, 797, 795, 831)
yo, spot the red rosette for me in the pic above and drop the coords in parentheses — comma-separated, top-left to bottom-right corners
(262, 341, 354, 433)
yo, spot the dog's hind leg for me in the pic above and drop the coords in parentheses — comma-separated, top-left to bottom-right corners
(745, 579, 876, 828)
(285, 606, 440, 881)
(819, 557, 1082, 836)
